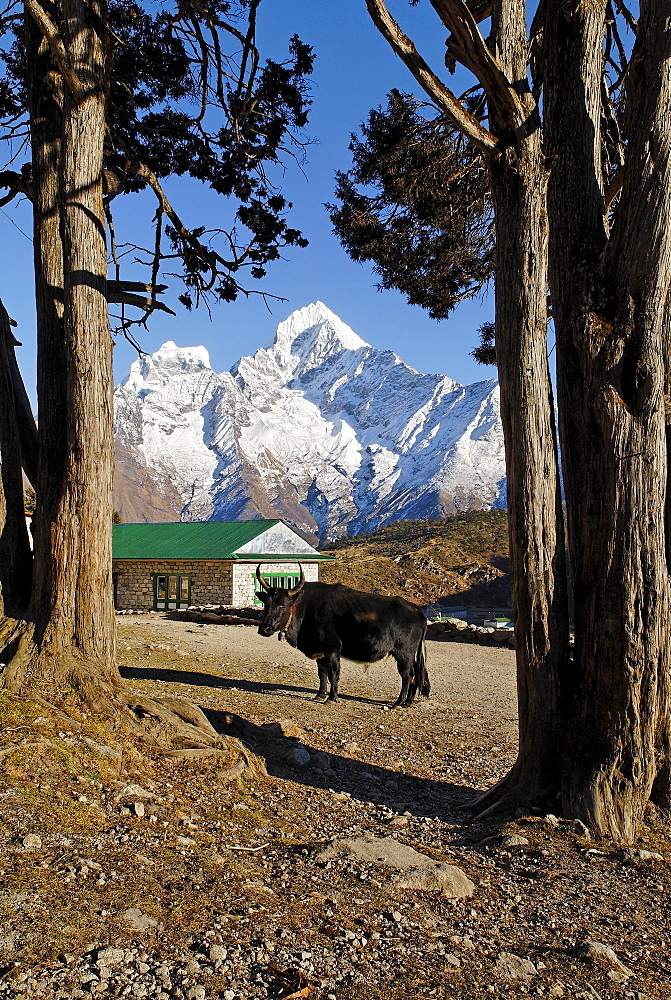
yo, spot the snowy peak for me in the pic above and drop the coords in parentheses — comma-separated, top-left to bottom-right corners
(243, 301, 370, 385)
(114, 304, 506, 539)
(272, 301, 368, 355)
(123, 341, 213, 395)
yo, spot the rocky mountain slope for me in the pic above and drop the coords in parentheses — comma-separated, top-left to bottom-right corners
(114, 302, 506, 541)
(322, 510, 511, 608)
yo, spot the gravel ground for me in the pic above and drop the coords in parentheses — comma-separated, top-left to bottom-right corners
(0, 614, 669, 1000)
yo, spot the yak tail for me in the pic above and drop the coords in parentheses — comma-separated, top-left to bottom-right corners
(415, 640, 430, 698)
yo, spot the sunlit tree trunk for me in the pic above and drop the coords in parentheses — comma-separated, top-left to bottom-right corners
(5, 0, 118, 699)
(474, 0, 570, 814)
(544, 0, 671, 839)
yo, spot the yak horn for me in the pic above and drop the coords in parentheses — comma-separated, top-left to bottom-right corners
(287, 564, 305, 597)
(256, 564, 272, 592)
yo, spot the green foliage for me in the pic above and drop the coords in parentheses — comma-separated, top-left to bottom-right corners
(472, 321, 496, 366)
(328, 90, 494, 321)
(0, 1, 314, 312)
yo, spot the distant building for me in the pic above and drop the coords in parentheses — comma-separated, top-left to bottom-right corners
(112, 520, 331, 611)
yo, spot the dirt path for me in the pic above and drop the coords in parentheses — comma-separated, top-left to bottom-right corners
(117, 615, 519, 795)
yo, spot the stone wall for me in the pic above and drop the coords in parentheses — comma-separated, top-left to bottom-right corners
(112, 560, 234, 610)
(233, 561, 320, 607)
(112, 559, 322, 611)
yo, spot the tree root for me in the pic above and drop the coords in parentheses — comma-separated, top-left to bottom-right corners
(0, 615, 32, 672)
(469, 761, 557, 821)
(117, 692, 219, 746)
(1, 626, 264, 779)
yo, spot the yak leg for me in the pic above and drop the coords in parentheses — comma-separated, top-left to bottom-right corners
(393, 653, 415, 707)
(313, 654, 329, 701)
(321, 649, 341, 702)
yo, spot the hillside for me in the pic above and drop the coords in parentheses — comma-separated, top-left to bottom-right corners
(321, 510, 510, 607)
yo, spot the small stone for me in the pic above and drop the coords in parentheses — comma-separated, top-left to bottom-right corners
(386, 817, 409, 827)
(543, 813, 560, 827)
(208, 944, 228, 962)
(133, 802, 145, 818)
(499, 834, 529, 848)
(573, 818, 591, 838)
(289, 747, 312, 767)
(22, 834, 42, 850)
(186, 988, 206, 1000)
(576, 940, 632, 977)
(608, 970, 631, 984)
(116, 784, 153, 801)
(96, 947, 125, 967)
(123, 908, 158, 932)
(495, 951, 537, 981)
(176, 835, 196, 847)
(392, 863, 476, 898)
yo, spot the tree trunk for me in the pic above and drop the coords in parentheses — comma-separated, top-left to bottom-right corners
(4, 0, 118, 700)
(0, 301, 33, 614)
(473, 0, 570, 815)
(544, 0, 671, 840)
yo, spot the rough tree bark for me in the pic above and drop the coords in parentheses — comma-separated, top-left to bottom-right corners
(475, 0, 569, 815)
(365, 0, 569, 816)
(4, 0, 119, 702)
(543, 0, 671, 838)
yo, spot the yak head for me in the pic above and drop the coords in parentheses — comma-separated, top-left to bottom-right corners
(256, 564, 305, 638)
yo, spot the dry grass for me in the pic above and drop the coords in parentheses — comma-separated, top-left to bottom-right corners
(321, 511, 510, 605)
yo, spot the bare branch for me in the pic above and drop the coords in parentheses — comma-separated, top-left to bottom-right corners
(365, 0, 499, 156)
(429, 0, 525, 128)
(107, 279, 167, 295)
(612, 0, 637, 34)
(107, 290, 176, 315)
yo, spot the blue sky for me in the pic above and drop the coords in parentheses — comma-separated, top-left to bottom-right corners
(1, 1, 494, 404)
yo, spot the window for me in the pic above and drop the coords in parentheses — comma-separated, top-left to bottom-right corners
(152, 573, 192, 610)
(253, 571, 302, 605)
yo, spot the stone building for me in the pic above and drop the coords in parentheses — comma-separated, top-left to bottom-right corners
(112, 520, 330, 611)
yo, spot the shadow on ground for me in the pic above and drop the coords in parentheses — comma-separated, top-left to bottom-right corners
(119, 665, 482, 825)
(119, 664, 400, 708)
(207, 707, 480, 824)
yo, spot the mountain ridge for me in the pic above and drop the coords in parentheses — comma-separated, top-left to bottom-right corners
(113, 302, 506, 541)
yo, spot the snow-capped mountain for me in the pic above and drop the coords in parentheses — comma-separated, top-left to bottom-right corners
(113, 302, 506, 541)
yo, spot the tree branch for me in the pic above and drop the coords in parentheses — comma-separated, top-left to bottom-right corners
(24, 0, 86, 102)
(364, 0, 499, 156)
(429, 0, 524, 128)
(0, 169, 33, 204)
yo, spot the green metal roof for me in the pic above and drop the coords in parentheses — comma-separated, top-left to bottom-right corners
(112, 520, 330, 560)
